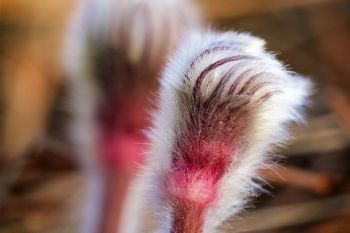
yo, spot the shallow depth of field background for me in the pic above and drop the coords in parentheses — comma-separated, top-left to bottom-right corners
(1, 0, 350, 232)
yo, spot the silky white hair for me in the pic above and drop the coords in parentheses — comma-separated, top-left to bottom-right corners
(63, 0, 201, 168)
(62, 0, 201, 233)
(137, 30, 311, 233)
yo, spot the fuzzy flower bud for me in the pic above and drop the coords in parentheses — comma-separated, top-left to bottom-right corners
(142, 30, 311, 233)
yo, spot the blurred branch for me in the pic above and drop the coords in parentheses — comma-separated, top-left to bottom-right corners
(224, 193, 350, 232)
(260, 165, 338, 194)
(284, 114, 349, 156)
(194, 0, 345, 20)
(328, 87, 350, 137)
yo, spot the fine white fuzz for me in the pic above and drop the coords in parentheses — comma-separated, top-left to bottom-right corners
(141, 30, 311, 233)
(63, 0, 201, 168)
(64, 0, 201, 79)
(62, 0, 201, 233)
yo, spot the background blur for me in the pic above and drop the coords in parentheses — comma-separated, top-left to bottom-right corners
(1, 0, 350, 232)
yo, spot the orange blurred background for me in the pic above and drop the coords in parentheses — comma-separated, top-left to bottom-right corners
(1, 0, 350, 232)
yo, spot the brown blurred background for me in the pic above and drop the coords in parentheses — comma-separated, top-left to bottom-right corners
(1, 0, 350, 232)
